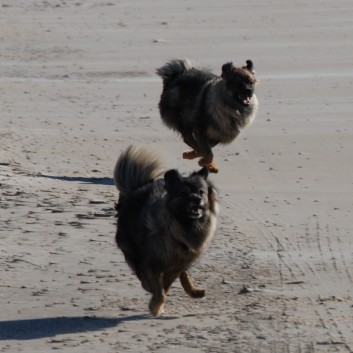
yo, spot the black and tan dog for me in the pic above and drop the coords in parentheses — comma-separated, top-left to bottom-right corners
(157, 59, 259, 173)
(114, 146, 219, 316)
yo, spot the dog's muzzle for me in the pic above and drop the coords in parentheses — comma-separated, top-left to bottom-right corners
(188, 196, 205, 219)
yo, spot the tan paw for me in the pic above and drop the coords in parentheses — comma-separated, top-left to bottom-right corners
(149, 302, 165, 317)
(198, 159, 219, 173)
(183, 150, 200, 160)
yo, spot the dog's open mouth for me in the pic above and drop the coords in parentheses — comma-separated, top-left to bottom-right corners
(188, 205, 204, 219)
(238, 94, 251, 106)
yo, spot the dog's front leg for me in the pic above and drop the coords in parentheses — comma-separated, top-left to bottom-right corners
(148, 273, 166, 316)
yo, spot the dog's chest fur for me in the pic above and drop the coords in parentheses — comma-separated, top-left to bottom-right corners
(144, 198, 218, 266)
(205, 81, 258, 144)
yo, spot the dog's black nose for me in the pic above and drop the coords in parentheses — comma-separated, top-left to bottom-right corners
(245, 87, 253, 96)
(191, 195, 202, 205)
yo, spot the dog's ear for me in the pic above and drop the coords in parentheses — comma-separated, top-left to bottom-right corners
(164, 169, 182, 191)
(221, 62, 234, 79)
(194, 167, 209, 180)
(244, 59, 255, 74)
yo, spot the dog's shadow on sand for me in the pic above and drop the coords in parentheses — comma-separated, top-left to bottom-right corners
(0, 315, 154, 340)
(37, 174, 114, 186)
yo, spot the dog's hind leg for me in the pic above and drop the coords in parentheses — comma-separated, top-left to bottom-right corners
(179, 271, 205, 298)
(182, 133, 202, 160)
(147, 273, 166, 316)
(192, 130, 219, 173)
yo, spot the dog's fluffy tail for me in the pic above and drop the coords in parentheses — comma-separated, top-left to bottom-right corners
(156, 58, 195, 86)
(114, 145, 164, 194)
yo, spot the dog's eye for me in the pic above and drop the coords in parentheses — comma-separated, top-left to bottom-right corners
(199, 189, 205, 196)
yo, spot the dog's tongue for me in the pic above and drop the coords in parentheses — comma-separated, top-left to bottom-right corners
(243, 97, 251, 105)
(239, 94, 251, 105)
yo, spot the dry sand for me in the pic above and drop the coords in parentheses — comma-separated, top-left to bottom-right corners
(1, 0, 353, 352)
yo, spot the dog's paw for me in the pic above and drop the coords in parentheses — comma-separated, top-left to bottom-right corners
(198, 159, 219, 173)
(207, 164, 219, 173)
(149, 297, 165, 317)
(183, 150, 200, 160)
(149, 303, 165, 317)
(190, 289, 206, 298)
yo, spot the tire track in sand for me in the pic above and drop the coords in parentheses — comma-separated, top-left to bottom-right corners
(224, 198, 353, 352)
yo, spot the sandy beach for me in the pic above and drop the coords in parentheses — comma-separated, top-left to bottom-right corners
(1, 0, 353, 352)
